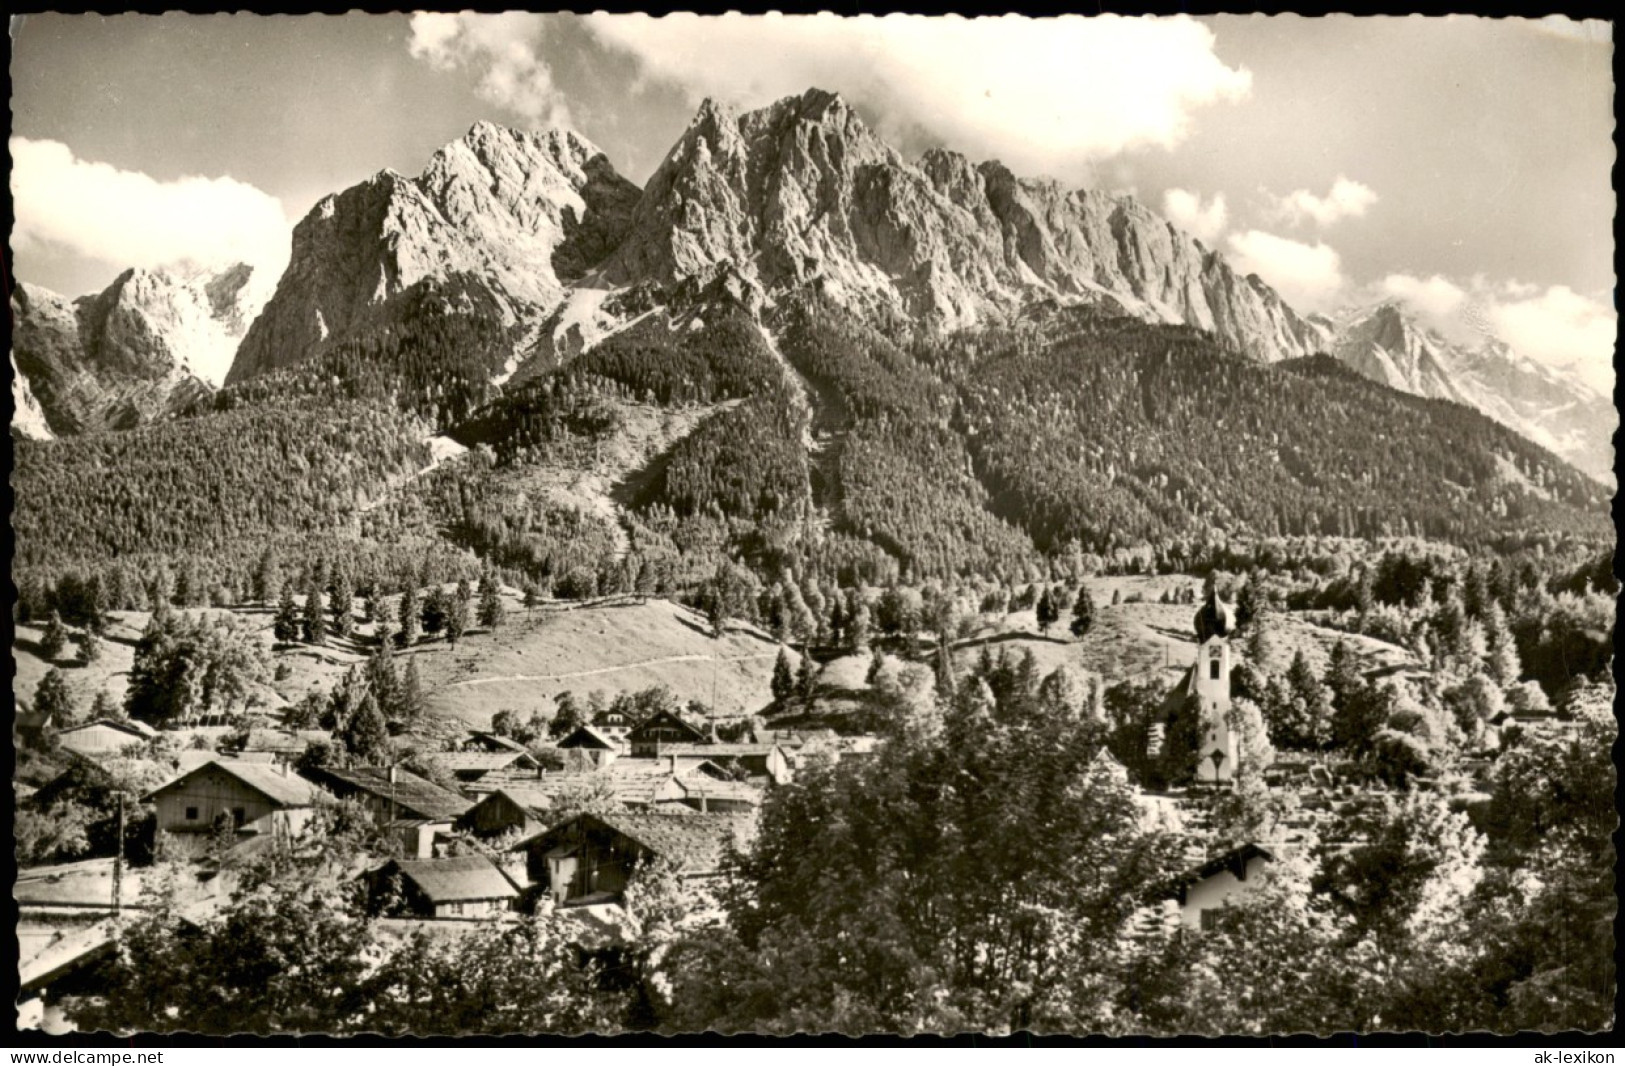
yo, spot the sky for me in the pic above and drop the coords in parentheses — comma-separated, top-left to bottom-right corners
(9, 13, 1616, 392)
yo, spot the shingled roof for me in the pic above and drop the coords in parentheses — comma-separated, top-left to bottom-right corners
(147, 759, 318, 808)
(315, 766, 472, 821)
(432, 751, 536, 774)
(584, 811, 756, 874)
(386, 854, 520, 903)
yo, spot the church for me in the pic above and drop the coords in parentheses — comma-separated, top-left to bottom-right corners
(1169, 587, 1240, 785)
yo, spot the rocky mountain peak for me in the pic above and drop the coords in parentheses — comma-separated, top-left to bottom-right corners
(228, 120, 641, 384)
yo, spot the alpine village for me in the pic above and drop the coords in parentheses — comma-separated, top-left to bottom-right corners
(11, 86, 1616, 1037)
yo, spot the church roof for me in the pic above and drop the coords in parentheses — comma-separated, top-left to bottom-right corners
(1194, 589, 1236, 641)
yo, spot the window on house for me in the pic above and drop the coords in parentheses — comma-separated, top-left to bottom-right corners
(231, 807, 247, 828)
(185, 806, 199, 821)
(1209, 659, 1221, 680)
(1200, 907, 1234, 932)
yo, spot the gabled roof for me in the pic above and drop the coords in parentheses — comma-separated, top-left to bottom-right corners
(314, 766, 472, 821)
(651, 743, 786, 759)
(242, 729, 328, 754)
(516, 811, 755, 874)
(606, 756, 731, 781)
(465, 732, 533, 754)
(146, 758, 318, 808)
(556, 725, 621, 750)
(61, 718, 159, 740)
(672, 776, 763, 806)
(433, 751, 537, 773)
(384, 854, 520, 903)
(627, 709, 706, 742)
(1179, 843, 1276, 886)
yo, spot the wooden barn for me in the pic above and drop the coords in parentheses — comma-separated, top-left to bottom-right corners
(145, 759, 318, 838)
(304, 765, 472, 824)
(511, 811, 756, 907)
(363, 854, 521, 919)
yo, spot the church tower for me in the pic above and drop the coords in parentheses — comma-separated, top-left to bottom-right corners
(1192, 588, 1238, 784)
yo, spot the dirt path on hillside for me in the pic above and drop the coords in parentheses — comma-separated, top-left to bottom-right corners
(446, 648, 782, 687)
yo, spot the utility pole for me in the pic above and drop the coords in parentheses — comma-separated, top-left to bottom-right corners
(112, 792, 125, 920)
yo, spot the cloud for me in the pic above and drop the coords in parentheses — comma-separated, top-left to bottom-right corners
(1380, 273, 1467, 320)
(576, 13, 1251, 177)
(1225, 230, 1346, 313)
(408, 12, 570, 128)
(1487, 284, 1616, 395)
(1162, 188, 1227, 243)
(1374, 272, 1615, 395)
(1273, 176, 1378, 227)
(10, 137, 289, 277)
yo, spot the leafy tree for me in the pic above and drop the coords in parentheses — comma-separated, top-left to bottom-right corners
(125, 612, 270, 727)
(550, 691, 586, 738)
(34, 667, 76, 723)
(1069, 585, 1096, 638)
(273, 582, 301, 645)
(74, 844, 378, 1034)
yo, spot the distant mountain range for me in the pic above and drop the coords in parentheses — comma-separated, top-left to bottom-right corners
(10, 88, 1613, 486)
(10, 264, 271, 437)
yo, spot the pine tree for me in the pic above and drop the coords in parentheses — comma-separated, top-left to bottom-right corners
(848, 600, 872, 651)
(478, 571, 504, 630)
(400, 657, 426, 724)
(273, 582, 301, 645)
(523, 582, 544, 616)
(1070, 585, 1096, 639)
(330, 570, 354, 640)
(398, 586, 421, 647)
(74, 628, 103, 665)
(367, 635, 400, 722)
(252, 548, 280, 605)
(1035, 587, 1058, 635)
(796, 653, 817, 705)
(88, 689, 118, 722)
(40, 611, 69, 662)
(340, 692, 391, 765)
(421, 587, 448, 637)
(445, 594, 467, 646)
(771, 647, 795, 703)
(301, 577, 326, 645)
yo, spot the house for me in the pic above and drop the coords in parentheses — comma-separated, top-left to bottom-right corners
(363, 854, 521, 919)
(304, 765, 472, 824)
(556, 725, 625, 768)
(626, 709, 707, 757)
(1168, 843, 1277, 930)
(239, 728, 329, 768)
(589, 706, 637, 741)
(431, 749, 541, 783)
(459, 731, 534, 755)
(145, 758, 318, 838)
(512, 811, 756, 907)
(456, 787, 561, 840)
(56, 718, 159, 761)
(645, 742, 792, 784)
